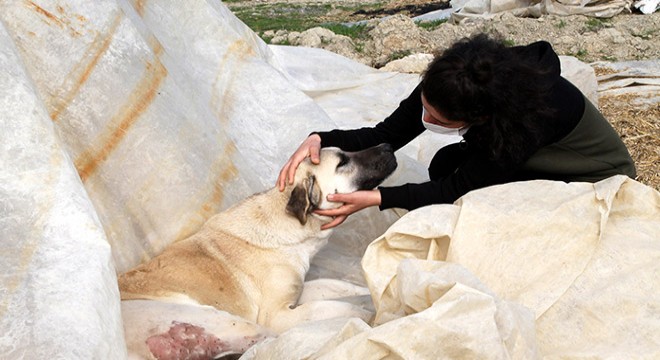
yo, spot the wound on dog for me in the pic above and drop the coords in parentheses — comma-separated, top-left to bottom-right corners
(147, 321, 229, 360)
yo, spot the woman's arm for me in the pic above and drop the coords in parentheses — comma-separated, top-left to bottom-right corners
(278, 85, 425, 190)
(317, 85, 426, 151)
(378, 151, 518, 210)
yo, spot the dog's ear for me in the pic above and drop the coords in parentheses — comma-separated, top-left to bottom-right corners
(286, 175, 319, 225)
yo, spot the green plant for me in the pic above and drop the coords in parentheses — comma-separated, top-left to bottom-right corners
(277, 38, 292, 46)
(566, 48, 589, 61)
(503, 39, 516, 47)
(387, 50, 412, 63)
(575, 48, 588, 61)
(415, 19, 448, 31)
(585, 18, 610, 32)
(556, 20, 566, 29)
(321, 23, 370, 40)
(261, 34, 274, 44)
(632, 28, 656, 40)
(226, 2, 383, 34)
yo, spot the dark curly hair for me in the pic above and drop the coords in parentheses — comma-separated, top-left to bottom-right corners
(421, 34, 557, 167)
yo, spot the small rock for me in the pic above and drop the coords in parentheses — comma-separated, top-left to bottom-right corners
(381, 53, 434, 73)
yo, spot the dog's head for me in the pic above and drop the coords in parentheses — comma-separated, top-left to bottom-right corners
(286, 143, 397, 225)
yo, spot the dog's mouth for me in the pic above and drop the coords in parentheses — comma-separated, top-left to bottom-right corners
(354, 153, 397, 190)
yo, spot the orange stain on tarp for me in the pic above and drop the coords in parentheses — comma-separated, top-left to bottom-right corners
(50, 13, 123, 121)
(75, 53, 168, 182)
(134, 0, 148, 17)
(27, 0, 66, 27)
(0, 242, 39, 318)
(204, 142, 239, 215)
(26, 0, 84, 37)
(210, 39, 256, 123)
(173, 142, 239, 243)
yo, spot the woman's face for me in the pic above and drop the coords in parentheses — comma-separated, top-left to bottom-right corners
(421, 93, 468, 129)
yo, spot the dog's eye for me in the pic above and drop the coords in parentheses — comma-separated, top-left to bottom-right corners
(336, 154, 349, 169)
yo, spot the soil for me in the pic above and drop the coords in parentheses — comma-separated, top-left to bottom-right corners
(229, 0, 659, 190)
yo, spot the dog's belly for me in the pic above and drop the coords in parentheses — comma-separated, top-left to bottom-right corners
(122, 300, 273, 360)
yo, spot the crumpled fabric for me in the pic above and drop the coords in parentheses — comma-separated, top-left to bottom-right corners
(0, 0, 420, 356)
(450, 0, 635, 22)
(244, 176, 660, 359)
(594, 60, 660, 102)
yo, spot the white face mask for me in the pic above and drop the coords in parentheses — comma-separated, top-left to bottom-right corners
(421, 108, 470, 137)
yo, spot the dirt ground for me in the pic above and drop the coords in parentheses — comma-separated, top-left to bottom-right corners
(229, 0, 659, 190)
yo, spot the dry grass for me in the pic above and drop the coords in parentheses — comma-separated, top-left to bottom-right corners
(599, 93, 660, 190)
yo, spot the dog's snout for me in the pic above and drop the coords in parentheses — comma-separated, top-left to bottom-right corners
(376, 143, 394, 153)
(348, 143, 398, 190)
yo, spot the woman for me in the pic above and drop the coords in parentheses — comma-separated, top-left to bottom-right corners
(277, 34, 636, 229)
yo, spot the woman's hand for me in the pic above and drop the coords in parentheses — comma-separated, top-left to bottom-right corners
(314, 189, 382, 230)
(277, 134, 322, 191)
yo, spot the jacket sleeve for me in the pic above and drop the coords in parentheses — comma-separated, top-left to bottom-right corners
(316, 84, 426, 151)
(378, 150, 517, 210)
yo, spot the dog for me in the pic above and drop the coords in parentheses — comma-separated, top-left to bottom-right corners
(118, 143, 397, 359)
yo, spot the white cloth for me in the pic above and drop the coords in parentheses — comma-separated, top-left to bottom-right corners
(0, 1, 420, 355)
(244, 176, 660, 359)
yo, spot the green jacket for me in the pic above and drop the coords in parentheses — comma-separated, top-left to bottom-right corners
(522, 96, 636, 182)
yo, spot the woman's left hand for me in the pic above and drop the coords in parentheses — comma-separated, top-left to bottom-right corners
(314, 189, 382, 230)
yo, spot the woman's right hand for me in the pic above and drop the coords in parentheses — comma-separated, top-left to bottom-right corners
(277, 134, 322, 191)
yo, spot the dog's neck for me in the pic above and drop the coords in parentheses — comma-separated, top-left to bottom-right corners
(208, 187, 332, 253)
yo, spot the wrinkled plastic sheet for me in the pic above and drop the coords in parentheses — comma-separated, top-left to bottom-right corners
(242, 176, 660, 359)
(0, 0, 422, 356)
(449, 0, 636, 22)
(594, 60, 660, 105)
(1, 0, 659, 358)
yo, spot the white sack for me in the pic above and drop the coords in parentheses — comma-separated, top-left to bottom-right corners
(634, 0, 660, 13)
(0, 21, 126, 359)
(363, 175, 660, 358)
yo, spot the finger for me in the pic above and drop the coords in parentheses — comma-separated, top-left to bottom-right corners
(326, 193, 349, 203)
(277, 161, 292, 191)
(277, 167, 286, 190)
(321, 215, 347, 230)
(286, 158, 301, 185)
(314, 207, 348, 217)
(309, 145, 320, 164)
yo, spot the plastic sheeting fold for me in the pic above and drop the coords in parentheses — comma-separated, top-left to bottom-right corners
(243, 176, 660, 359)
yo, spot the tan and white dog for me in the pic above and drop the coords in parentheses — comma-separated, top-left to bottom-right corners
(118, 144, 397, 359)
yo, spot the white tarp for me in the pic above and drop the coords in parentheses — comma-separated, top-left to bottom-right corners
(594, 60, 660, 106)
(1, 0, 659, 359)
(0, 20, 126, 359)
(0, 0, 420, 356)
(449, 0, 638, 22)
(242, 176, 660, 359)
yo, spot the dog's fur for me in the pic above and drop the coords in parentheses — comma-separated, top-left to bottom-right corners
(118, 144, 397, 359)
